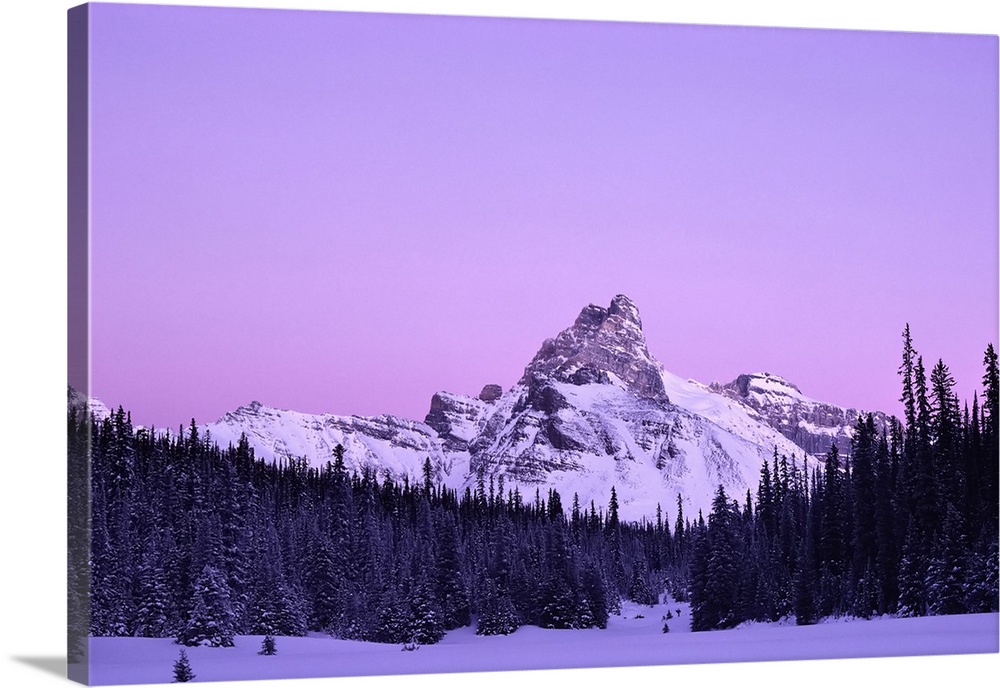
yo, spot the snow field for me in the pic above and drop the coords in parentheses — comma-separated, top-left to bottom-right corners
(89, 601, 998, 686)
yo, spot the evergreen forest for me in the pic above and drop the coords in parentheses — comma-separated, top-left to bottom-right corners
(68, 329, 999, 656)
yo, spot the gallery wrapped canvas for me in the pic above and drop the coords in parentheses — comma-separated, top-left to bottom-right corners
(67, 2, 998, 686)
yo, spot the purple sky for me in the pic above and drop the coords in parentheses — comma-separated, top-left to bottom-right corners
(86, 3, 998, 430)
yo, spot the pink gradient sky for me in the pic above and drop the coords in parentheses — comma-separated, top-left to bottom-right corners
(85, 3, 998, 431)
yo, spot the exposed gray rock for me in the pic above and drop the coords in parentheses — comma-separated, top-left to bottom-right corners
(520, 294, 668, 401)
(425, 391, 490, 453)
(478, 384, 503, 403)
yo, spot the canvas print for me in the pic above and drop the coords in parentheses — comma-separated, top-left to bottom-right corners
(67, 2, 999, 685)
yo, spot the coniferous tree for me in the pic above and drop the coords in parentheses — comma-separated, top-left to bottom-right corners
(673, 494, 685, 557)
(581, 562, 610, 629)
(258, 634, 277, 656)
(177, 564, 237, 647)
(899, 324, 918, 430)
(132, 542, 173, 637)
(407, 499, 445, 644)
(850, 415, 878, 618)
(607, 487, 620, 532)
(963, 536, 999, 613)
(981, 344, 999, 525)
(874, 429, 898, 615)
(627, 563, 657, 607)
(476, 579, 521, 636)
(818, 444, 846, 616)
(984, 343, 999, 443)
(757, 457, 776, 538)
(687, 517, 711, 631)
(371, 591, 411, 644)
(435, 512, 470, 629)
(172, 649, 195, 683)
(897, 526, 928, 617)
(793, 516, 818, 625)
(697, 486, 743, 630)
(302, 537, 340, 632)
(912, 355, 937, 537)
(537, 516, 583, 629)
(925, 504, 967, 615)
(605, 488, 627, 595)
(930, 359, 962, 511)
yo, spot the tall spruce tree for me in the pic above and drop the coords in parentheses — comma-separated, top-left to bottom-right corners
(874, 429, 898, 615)
(699, 486, 743, 630)
(850, 415, 878, 618)
(981, 344, 999, 525)
(793, 516, 818, 625)
(925, 504, 967, 615)
(930, 359, 962, 511)
(818, 444, 846, 616)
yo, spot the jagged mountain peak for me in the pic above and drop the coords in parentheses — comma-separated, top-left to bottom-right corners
(219, 400, 272, 423)
(238, 400, 266, 412)
(520, 294, 667, 401)
(607, 293, 642, 328)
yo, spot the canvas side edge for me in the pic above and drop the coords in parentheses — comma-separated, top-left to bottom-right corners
(67, 3, 92, 685)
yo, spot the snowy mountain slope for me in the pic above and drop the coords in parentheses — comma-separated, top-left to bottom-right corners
(660, 370, 807, 461)
(465, 373, 808, 520)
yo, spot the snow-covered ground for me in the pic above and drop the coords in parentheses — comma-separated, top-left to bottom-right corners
(88, 600, 998, 686)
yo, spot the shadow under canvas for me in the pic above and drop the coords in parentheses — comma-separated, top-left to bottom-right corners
(12, 655, 67, 679)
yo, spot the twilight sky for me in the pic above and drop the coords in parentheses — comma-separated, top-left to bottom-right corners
(85, 2, 998, 430)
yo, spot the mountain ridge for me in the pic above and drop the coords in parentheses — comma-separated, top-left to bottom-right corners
(72, 295, 894, 519)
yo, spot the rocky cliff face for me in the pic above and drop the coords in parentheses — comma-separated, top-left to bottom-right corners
(424, 390, 492, 454)
(709, 372, 893, 459)
(520, 294, 667, 400)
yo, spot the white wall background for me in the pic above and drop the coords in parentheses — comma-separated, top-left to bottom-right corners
(1, 2, 997, 687)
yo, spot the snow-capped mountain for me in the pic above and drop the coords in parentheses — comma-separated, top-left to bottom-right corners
(707, 372, 892, 459)
(72, 295, 893, 521)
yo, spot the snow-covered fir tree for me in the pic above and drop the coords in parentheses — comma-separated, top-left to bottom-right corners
(171, 649, 194, 683)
